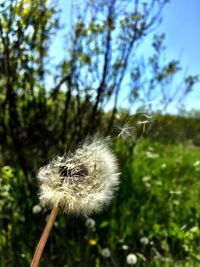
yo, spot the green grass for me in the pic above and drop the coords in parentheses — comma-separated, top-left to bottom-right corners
(110, 139, 200, 266)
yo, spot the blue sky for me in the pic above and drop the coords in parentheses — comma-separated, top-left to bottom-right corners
(154, 0, 200, 111)
(49, 0, 200, 113)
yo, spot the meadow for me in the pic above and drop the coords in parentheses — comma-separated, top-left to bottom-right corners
(1, 139, 200, 266)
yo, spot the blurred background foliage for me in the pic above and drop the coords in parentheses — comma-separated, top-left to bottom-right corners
(0, 0, 200, 266)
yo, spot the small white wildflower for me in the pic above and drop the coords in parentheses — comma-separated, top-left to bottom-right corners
(140, 237, 149, 245)
(169, 190, 183, 195)
(173, 200, 179, 206)
(37, 139, 120, 216)
(148, 147, 154, 151)
(122, 244, 129, 250)
(101, 248, 111, 258)
(32, 204, 42, 214)
(194, 160, 200, 167)
(145, 182, 151, 188)
(54, 221, 58, 227)
(85, 218, 95, 229)
(161, 163, 167, 169)
(146, 151, 158, 159)
(142, 176, 150, 182)
(126, 254, 137, 265)
(155, 181, 162, 186)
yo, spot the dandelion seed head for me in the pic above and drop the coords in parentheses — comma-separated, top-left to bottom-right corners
(126, 254, 137, 265)
(101, 248, 111, 258)
(37, 139, 120, 216)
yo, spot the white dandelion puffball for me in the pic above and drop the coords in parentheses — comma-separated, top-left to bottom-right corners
(126, 254, 137, 265)
(37, 139, 120, 215)
(101, 248, 111, 258)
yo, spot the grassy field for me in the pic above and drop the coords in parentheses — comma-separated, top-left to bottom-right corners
(109, 140, 200, 266)
(0, 139, 200, 266)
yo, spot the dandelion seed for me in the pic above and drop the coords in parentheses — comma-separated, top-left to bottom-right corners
(126, 254, 137, 265)
(137, 120, 151, 134)
(101, 248, 111, 258)
(143, 113, 152, 120)
(137, 120, 151, 125)
(116, 123, 133, 139)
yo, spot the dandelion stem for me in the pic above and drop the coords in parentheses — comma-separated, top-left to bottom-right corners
(31, 207, 59, 267)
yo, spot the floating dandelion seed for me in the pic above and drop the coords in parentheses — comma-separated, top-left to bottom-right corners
(116, 122, 134, 139)
(31, 138, 120, 267)
(137, 120, 151, 134)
